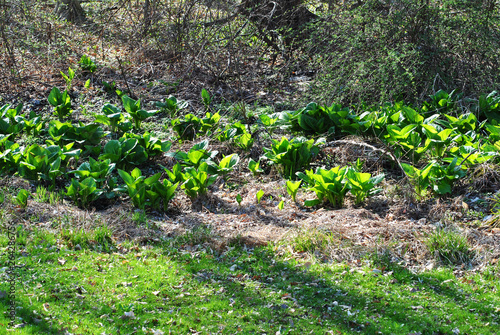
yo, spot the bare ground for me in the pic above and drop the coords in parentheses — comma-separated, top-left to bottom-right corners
(7, 173, 500, 277)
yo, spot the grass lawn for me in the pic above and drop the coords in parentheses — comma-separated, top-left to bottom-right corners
(1, 224, 499, 334)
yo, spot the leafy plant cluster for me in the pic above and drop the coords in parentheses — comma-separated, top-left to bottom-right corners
(171, 111, 221, 140)
(0, 90, 243, 210)
(2, 86, 500, 211)
(277, 90, 500, 197)
(297, 165, 385, 208)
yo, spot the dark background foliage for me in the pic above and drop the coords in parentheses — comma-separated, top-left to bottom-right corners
(0, 0, 499, 107)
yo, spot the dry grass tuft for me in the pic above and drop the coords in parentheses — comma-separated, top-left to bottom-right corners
(466, 163, 500, 193)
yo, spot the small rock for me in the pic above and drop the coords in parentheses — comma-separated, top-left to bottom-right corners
(433, 222, 443, 229)
(417, 218, 427, 225)
(121, 311, 135, 319)
(483, 215, 493, 222)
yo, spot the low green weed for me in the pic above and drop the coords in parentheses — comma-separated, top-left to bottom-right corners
(34, 185, 49, 203)
(286, 180, 301, 202)
(181, 162, 217, 199)
(78, 55, 97, 73)
(48, 87, 73, 120)
(60, 228, 92, 249)
(65, 177, 103, 208)
(346, 169, 385, 205)
(117, 168, 161, 210)
(14, 189, 30, 208)
(288, 228, 339, 254)
(263, 136, 323, 180)
(298, 166, 349, 208)
(247, 158, 263, 176)
(60, 67, 75, 91)
(132, 210, 148, 225)
(49, 191, 62, 205)
(155, 95, 188, 117)
(121, 95, 157, 130)
(99, 138, 148, 169)
(92, 225, 114, 252)
(176, 224, 213, 246)
(425, 229, 475, 266)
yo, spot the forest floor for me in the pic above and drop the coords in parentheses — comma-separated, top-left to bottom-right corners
(1, 2, 500, 333)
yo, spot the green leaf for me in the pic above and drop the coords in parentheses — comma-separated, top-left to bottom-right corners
(201, 89, 211, 106)
(122, 95, 140, 114)
(130, 167, 142, 180)
(48, 87, 63, 106)
(14, 189, 30, 208)
(235, 133, 254, 151)
(248, 158, 263, 176)
(219, 154, 239, 171)
(68, 67, 75, 80)
(117, 169, 135, 186)
(144, 173, 161, 186)
(304, 198, 321, 207)
(256, 189, 264, 204)
(286, 180, 301, 202)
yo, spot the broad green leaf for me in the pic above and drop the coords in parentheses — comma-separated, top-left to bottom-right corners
(256, 189, 264, 204)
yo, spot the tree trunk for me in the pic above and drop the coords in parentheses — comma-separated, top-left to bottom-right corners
(143, 0, 151, 36)
(55, 0, 86, 23)
(239, 0, 318, 47)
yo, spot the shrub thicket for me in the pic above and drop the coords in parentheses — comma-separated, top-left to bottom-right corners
(300, 0, 500, 106)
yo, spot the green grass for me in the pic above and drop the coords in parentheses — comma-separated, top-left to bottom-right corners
(425, 229, 475, 266)
(1, 226, 499, 334)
